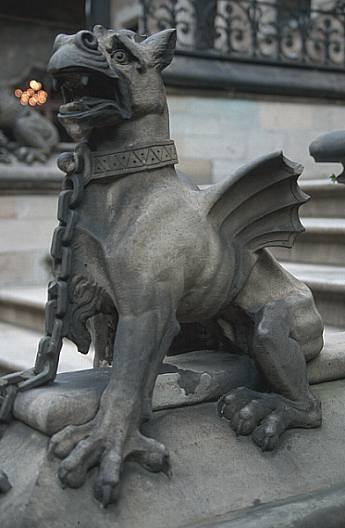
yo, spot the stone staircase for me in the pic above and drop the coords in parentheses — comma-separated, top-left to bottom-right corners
(272, 179, 345, 328)
(0, 167, 344, 376)
(0, 158, 93, 374)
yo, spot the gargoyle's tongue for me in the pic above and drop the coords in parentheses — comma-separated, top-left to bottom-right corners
(57, 71, 127, 119)
(60, 99, 89, 114)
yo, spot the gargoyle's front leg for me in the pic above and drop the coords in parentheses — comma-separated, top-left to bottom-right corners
(50, 297, 179, 506)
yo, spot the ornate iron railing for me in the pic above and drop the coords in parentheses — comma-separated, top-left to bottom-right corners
(140, 0, 345, 71)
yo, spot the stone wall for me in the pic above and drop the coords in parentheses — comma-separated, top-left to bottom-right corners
(168, 89, 345, 184)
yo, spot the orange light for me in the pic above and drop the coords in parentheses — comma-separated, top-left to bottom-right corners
(15, 80, 47, 106)
(30, 80, 42, 91)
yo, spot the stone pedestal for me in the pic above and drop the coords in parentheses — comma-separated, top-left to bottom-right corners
(1, 372, 345, 527)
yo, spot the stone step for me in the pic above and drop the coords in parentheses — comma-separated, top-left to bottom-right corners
(0, 194, 57, 286)
(0, 286, 47, 333)
(273, 217, 345, 266)
(301, 179, 345, 218)
(0, 320, 93, 374)
(283, 261, 345, 328)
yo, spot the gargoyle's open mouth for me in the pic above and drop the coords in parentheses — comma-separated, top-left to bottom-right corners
(53, 68, 131, 123)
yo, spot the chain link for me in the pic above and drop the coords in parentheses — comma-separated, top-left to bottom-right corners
(0, 145, 87, 422)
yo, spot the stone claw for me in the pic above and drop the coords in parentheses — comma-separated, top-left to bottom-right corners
(252, 425, 279, 452)
(96, 483, 118, 508)
(236, 418, 247, 436)
(50, 417, 170, 506)
(218, 387, 321, 451)
(217, 395, 226, 417)
(0, 470, 12, 494)
(162, 456, 172, 479)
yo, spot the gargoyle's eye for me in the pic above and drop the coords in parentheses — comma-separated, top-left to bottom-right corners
(112, 49, 129, 64)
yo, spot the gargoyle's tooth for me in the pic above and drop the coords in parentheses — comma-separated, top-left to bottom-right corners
(53, 78, 64, 92)
(80, 75, 89, 87)
(61, 85, 68, 103)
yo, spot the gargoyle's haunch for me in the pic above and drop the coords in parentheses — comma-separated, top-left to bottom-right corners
(0, 26, 324, 506)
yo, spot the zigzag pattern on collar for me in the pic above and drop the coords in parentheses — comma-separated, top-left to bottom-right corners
(87, 140, 178, 184)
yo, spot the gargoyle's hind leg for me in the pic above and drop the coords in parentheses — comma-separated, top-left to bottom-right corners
(90, 313, 118, 367)
(219, 299, 322, 451)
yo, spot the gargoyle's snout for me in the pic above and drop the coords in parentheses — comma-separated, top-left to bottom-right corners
(48, 30, 118, 81)
(47, 27, 132, 136)
(53, 30, 99, 54)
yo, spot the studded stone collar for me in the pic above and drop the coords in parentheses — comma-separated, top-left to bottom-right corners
(86, 140, 178, 185)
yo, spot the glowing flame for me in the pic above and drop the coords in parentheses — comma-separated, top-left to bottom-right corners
(14, 80, 48, 106)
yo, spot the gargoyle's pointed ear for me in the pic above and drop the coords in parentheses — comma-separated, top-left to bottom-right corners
(143, 29, 177, 71)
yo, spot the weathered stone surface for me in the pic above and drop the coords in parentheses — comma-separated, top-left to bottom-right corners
(13, 352, 259, 436)
(2, 379, 345, 528)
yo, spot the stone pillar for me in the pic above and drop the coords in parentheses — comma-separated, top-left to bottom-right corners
(86, 0, 111, 29)
(193, 0, 217, 50)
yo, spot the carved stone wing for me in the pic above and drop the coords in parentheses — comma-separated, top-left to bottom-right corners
(203, 151, 308, 253)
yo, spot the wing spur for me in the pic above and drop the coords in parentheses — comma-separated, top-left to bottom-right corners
(203, 151, 308, 254)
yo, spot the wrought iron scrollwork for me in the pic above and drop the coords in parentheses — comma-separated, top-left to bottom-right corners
(140, 0, 345, 70)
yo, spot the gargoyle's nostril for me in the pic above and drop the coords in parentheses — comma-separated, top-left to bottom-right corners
(76, 30, 98, 51)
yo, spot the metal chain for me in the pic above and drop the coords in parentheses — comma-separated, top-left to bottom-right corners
(0, 145, 87, 423)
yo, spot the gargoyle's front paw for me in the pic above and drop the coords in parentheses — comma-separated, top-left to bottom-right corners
(50, 420, 170, 507)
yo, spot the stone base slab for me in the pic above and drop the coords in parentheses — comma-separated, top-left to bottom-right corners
(1, 380, 345, 528)
(11, 331, 345, 437)
(13, 352, 259, 436)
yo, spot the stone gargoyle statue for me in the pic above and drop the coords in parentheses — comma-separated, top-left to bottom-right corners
(0, 26, 323, 506)
(0, 88, 58, 164)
